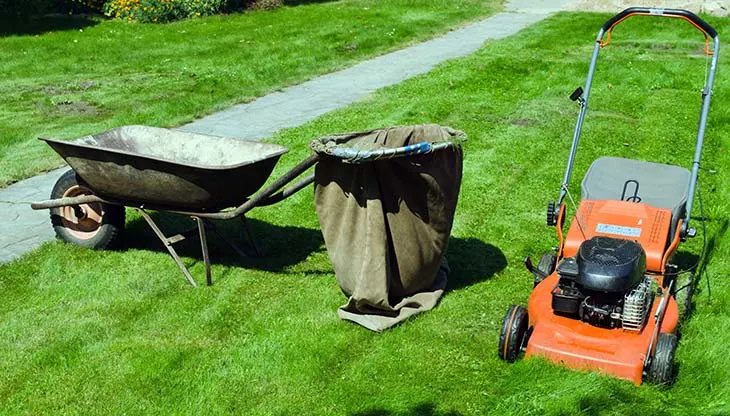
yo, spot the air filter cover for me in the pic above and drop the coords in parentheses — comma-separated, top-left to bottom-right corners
(576, 236, 646, 292)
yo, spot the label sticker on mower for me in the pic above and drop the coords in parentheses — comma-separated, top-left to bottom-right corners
(596, 223, 642, 238)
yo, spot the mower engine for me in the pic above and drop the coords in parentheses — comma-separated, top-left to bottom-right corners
(551, 236, 654, 330)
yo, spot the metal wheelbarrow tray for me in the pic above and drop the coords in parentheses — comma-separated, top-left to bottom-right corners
(41, 125, 289, 211)
(32, 126, 319, 287)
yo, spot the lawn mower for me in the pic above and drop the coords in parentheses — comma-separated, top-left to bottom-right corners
(497, 7, 719, 385)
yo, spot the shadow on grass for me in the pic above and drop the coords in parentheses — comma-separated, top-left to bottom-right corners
(697, 217, 728, 275)
(446, 237, 506, 291)
(121, 212, 504, 291)
(0, 15, 100, 37)
(572, 382, 673, 416)
(353, 403, 463, 416)
(691, 216, 728, 307)
(284, 0, 339, 5)
(122, 213, 325, 273)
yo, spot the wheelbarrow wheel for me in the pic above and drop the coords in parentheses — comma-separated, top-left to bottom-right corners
(50, 169, 125, 250)
(498, 305, 529, 363)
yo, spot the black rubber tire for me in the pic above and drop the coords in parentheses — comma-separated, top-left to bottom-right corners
(646, 333, 678, 385)
(534, 253, 557, 287)
(498, 305, 529, 363)
(547, 201, 557, 226)
(50, 169, 125, 250)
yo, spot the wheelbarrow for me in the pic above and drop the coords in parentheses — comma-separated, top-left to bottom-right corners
(31, 125, 460, 287)
(31, 125, 318, 287)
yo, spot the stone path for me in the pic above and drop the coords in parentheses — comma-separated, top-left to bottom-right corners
(0, 0, 575, 264)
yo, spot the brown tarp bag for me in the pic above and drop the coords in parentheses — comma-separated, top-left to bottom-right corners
(311, 125, 464, 331)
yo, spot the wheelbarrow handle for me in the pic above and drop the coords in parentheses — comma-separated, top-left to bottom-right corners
(31, 194, 108, 210)
(171, 153, 321, 220)
(601, 7, 718, 39)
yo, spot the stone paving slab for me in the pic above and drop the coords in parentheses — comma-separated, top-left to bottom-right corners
(0, 0, 575, 264)
(0, 168, 66, 263)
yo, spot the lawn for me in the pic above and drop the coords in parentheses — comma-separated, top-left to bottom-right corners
(2, 11, 730, 415)
(0, 0, 502, 187)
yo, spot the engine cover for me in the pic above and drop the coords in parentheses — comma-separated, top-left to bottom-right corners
(575, 236, 646, 292)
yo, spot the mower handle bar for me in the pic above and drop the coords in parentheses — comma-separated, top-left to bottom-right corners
(601, 7, 718, 39)
(557, 7, 720, 238)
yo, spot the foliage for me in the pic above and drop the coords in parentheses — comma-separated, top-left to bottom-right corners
(68, 0, 107, 12)
(103, 0, 227, 22)
(0, 0, 55, 19)
(102, 0, 282, 22)
(0, 0, 107, 19)
(243, 0, 282, 11)
(0, 0, 275, 21)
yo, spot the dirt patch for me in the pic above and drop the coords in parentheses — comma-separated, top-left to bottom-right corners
(35, 80, 100, 96)
(36, 100, 104, 116)
(38, 85, 65, 95)
(511, 118, 537, 126)
(53, 101, 102, 116)
(567, 0, 729, 16)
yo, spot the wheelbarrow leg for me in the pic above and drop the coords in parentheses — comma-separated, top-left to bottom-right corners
(137, 208, 198, 287)
(194, 217, 212, 287)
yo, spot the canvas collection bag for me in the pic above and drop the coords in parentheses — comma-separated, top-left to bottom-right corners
(312, 125, 464, 331)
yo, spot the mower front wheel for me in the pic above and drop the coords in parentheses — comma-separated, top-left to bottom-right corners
(498, 305, 529, 363)
(646, 333, 678, 385)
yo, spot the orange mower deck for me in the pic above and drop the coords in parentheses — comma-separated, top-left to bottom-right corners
(526, 273, 679, 385)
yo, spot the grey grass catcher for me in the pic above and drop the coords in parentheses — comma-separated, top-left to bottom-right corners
(32, 125, 463, 296)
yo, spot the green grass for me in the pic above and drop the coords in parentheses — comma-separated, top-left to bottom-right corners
(0, 0, 502, 187)
(2, 11, 730, 415)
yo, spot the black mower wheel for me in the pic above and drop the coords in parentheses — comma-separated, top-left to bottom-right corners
(646, 333, 678, 385)
(50, 169, 125, 250)
(534, 253, 557, 287)
(498, 305, 529, 363)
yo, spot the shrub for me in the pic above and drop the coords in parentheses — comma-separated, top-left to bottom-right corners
(104, 0, 226, 23)
(0, 0, 107, 19)
(68, 0, 107, 12)
(103, 0, 283, 22)
(243, 0, 282, 10)
(0, 0, 54, 19)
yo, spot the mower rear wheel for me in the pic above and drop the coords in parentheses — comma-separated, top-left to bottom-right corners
(646, 333, 678, 385)
(534, 253, 557, 287)
(50, 169, 125, 250)
(498, 305, 529, 363)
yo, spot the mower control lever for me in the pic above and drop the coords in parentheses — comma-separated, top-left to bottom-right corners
(524, 256, 548, 279)
(570, 87, 584, 102)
